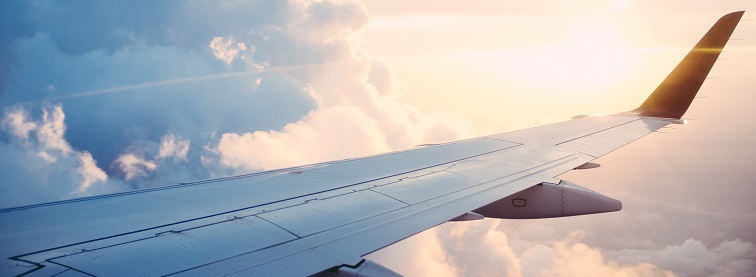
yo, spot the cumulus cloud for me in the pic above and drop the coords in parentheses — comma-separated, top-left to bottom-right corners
(35, 106, 72, 153)
(291, 0, 371, 42)
(2, 105, 72, 154)
(0, 107, 36, 141)
(114, 153, 157, 181)
(77, 151, 108, 193)
(209, 36, 253, 65)
(443, 220, 523, 276)
(0, 0, 475, 206)
(0, 105, 113, 207)
(367, 228, 458, 277)
(373, 219, 756, 277)
(524, 234, 675, 277)
(202, 0, 476, 172)
(158, 134, 190, 161)
(217, 106, 391, 171)
(609, 239, 755, 277)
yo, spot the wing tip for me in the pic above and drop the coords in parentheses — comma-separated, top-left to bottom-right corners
(633, 11, 745, 119)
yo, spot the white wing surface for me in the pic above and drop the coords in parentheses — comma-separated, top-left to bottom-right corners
(0, 11, 744, 276)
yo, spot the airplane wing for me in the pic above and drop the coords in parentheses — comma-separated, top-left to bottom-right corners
(0, 11, 744, 276)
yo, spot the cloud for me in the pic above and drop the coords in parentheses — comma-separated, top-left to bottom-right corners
(0, 105, 115, 208)
(114, 153, 157, 181)
(209, 36, 253, 65)
(213, 58, 477, 171)
(443, 220, 523, 277)
(1, 105, 72, 154)
(609, 239, 756, 277)
(525, 234, 675, 277)
(291, 0, 371, 42)
(0, 4, 317, 187)
(0, 0, 475, 207)
(217, 106, 391, 171)
(373, 218, 756, 277)
(198, 0, 477, 172)
(158, 134, 190, 161)
(34, 105, 72, 153)
(367, 228, 458, 277)
(0, 107, 36, 141)
(77, 151, 108, 193)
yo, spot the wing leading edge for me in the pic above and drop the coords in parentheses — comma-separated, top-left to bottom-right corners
(0, 11, 744, 276)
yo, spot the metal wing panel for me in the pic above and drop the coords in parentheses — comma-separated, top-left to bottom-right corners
(190, 117, 667, 275)
(48, 216, 297, 276)
(371, 170, 477, 205)
(2, 115, 668, 276)
(487, 116, 637, 144)
(556, 118, 671, 157)
(180, 150, 593, 276)
(38, 144, 589, 276)
(0, 140, 517, 252)
(257, 190, 408, 237)
(1, 137, 521, 275)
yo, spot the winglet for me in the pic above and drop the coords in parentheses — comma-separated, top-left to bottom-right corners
(634, 11, 745, 119)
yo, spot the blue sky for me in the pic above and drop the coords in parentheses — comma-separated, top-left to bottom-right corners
(1, 1, 754, 276)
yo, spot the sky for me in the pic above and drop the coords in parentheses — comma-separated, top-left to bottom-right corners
(1, 1, 754, 276)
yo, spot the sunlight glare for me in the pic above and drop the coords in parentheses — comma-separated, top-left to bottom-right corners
(609, 0, 631, 11)
(501, 22, 637, 90)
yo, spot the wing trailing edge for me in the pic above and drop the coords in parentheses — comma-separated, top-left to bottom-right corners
(634, 11, 744, 119)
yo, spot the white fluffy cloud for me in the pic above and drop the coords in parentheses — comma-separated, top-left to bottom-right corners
(290, 0, 371, 43)
(609, 239, 755, 277)
(367, 228, 458, 277)
(217, 106, 391, 170)
(209, 0, 476, 172)
(0, 107, 36, 141)
(114, 153, 157, 181)
(158, 134, 190, 161)
(209, 36, 253, 65)
(373, 219, 754, 277)
(0, 0, 476, 202)
(2, 105, 72, 154)
(0, 105, 110, 206)
(524, 236, 676, 277)
(35, 106, 72, 153)
(77, 151, 108, 193)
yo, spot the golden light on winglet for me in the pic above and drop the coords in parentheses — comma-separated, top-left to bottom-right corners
(634, 11, 745, 119)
